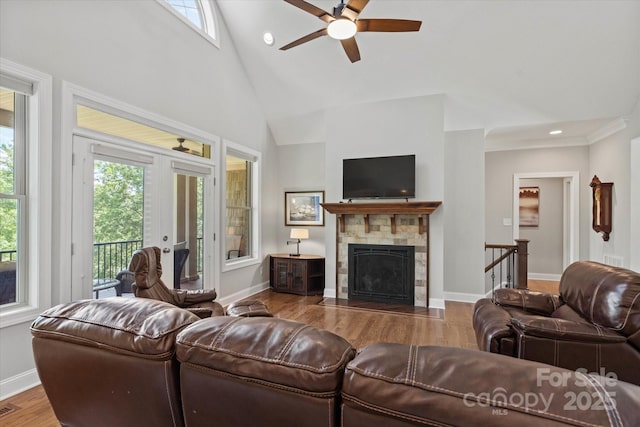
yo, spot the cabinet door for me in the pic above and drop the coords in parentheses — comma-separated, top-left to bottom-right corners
(273, 259, 291, 291)
(290, 260, 307, 293)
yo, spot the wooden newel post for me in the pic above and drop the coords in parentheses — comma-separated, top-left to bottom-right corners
(515, 239, 529, 289)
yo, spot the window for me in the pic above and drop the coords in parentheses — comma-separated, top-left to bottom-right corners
(165, 0, 203, 29)
(158, 0, 219, 47)
(0, 59, 52, 326)
(223, 141, 260, 270)
(0, 87, 23, 307)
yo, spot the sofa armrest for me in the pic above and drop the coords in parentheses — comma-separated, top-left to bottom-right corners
(174, 289, 218, 305)
(472, 298, 515, 354)
(493, 288, 561, 316)
(510, 314, 626, 343)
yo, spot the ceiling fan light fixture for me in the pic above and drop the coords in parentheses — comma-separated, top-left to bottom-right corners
(327, 18, 357, 40)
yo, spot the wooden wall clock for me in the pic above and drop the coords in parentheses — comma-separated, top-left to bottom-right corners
(589, 175, 613, 241)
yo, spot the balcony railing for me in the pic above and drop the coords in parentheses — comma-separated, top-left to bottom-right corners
(4, 237, 205, 282)
(0, 250, 17, 262)
(94, 240, 144, 280)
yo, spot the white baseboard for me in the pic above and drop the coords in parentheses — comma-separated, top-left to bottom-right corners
(323, 288, 336, 298)
(528, 273, 562, 281)
(217, 281, 270, 307)
(443, 292, 486, 304)
(428, 298, 445, 310)
(0, 368, 40, 401)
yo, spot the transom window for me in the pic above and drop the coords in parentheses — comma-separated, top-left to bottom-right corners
(158, 0, 219, 47)
(165, 0, 203, 29)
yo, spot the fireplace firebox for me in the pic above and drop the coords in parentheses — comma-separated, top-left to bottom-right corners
(348, 244, 415, 305)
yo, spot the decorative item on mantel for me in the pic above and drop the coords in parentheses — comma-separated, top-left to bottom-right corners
(589, 175, 613, 241)
(320, 201, 442, 234)
(287, 228, 309, 256)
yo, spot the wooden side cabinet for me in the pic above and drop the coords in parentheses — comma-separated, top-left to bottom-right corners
(269, 254, 325, 296)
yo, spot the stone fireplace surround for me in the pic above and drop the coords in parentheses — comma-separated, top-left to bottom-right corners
(322, 201, 442, 307)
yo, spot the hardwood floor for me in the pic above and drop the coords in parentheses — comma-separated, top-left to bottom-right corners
(528, 279, 560, 294)
(0, 290, 477, 426)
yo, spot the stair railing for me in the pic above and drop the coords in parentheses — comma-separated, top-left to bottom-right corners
(485, 239, 529, 297)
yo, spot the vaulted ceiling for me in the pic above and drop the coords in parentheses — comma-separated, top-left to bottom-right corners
(216, 0, 640, 147)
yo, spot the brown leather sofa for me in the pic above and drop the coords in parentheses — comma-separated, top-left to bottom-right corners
(32, 297, 640, 427)
(473, 261, 640, 386)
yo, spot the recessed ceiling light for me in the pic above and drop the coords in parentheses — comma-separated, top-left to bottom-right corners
(263, 32, 275, 46)
(549, 129, 563, 135)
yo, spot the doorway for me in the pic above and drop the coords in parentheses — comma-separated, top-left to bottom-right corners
(71, 135, 215, 300)
(512, 171, 579, 276)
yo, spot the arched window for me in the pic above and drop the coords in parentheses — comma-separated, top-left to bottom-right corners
(159, 0, 219, 47)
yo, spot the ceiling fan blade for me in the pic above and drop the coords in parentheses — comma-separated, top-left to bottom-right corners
(340, 37, 361, 63)
(341, 0, 369, 20)
(283, 0, 335, 23)
(357, 19, 422, 32)
(280, 28, 328, 50)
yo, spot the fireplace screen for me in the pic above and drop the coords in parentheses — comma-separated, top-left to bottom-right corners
(348, 244, 415, 305)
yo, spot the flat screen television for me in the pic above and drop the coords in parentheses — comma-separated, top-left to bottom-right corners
(343, 154, 415, 200)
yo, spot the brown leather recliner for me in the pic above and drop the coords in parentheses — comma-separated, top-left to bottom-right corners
(473, 261, 640, 385)
(129, 246, 224, 318)
(31, 297, 199, 427)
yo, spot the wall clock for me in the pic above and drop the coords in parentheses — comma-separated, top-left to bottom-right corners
(589, 175, 613, 241)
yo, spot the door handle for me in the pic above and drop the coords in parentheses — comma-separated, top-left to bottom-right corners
(162, 247, 171, 253)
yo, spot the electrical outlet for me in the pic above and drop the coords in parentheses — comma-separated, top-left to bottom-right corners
(503, 218, 512, 226)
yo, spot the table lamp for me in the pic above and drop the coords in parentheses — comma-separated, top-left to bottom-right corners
(287, 228, 309, 256)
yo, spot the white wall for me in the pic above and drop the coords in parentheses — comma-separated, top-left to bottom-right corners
(277, 142, 327, 256)
(485, 146, 591, 262)
(0, 0, 275, 397)
(588, 99, 640, 268)
(443, 130, 486, 300)
(324, 95, 446, 307)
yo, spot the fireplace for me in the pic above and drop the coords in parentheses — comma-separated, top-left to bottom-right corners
(348, 244, 415, 305)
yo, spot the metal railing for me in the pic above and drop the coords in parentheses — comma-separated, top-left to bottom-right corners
(485, 239, 529, 297)
(0, 250, 17, 262)
(93, 240, 143, 280)
(4, 237, 203, 281)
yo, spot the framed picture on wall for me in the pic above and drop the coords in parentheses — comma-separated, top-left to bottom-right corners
(285, 191, 325, 226)
(519, 187, 539, 227)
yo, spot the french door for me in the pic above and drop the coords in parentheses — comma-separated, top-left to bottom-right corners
(71, 135, 215, 300)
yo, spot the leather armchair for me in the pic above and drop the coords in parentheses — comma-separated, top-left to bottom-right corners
(473, 261, 640, 385)
(129, 246, 224, 318)
(31, 297, 199, 427)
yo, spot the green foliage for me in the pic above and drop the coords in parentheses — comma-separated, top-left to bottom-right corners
(0, 141, 17, 252)
(93, 160, 144, 244)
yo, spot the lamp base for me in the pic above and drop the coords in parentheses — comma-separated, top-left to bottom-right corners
(289, 253, 301, 257)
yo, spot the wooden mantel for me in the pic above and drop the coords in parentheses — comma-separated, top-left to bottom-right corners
(321, 201, 442, 234)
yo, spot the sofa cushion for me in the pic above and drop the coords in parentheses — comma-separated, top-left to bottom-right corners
(342, 343, 640, 427)
(176, 316, 355, 393)
(31, 297, 199, 356)
(560, 261, 640, 337)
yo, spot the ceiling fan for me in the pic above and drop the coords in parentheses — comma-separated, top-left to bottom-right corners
(172, 138, 201, 156)
(280, 0, 422, 63)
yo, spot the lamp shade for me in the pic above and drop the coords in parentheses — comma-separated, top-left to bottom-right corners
(290, 228, 309, 240)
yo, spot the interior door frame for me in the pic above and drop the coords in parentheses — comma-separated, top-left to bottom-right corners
(512, 171, 579, 273)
